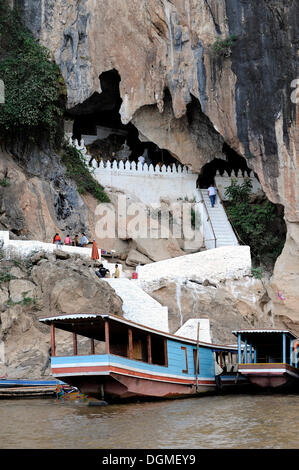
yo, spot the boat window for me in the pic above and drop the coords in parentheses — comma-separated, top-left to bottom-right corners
(193, 349, 200, 375)
(151, 336, 167, 366)
(109, 325, 129, 358)
(181, 347, 188, 374)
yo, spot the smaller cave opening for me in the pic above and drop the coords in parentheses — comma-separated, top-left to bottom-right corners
(67, 69, 177, 168)
(197, 143, 256, 189)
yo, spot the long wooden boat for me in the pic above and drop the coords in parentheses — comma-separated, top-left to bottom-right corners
(233, 329, 299, 390)
(39, 313, 249, 402)
(0, 378, 71, 398)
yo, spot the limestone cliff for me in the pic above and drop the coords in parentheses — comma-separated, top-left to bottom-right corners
(16, 0, 299, 328)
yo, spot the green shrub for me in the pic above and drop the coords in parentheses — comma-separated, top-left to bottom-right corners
(61, 143, 110, 203)
(0, 178, 9, 187)
(212, 34, 238, 57)
(0, 271, 15, 283)
(224, 179, 285, 267)
(0, 0, 66, 145)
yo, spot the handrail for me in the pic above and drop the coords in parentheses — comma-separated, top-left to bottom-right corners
(216, 190, 245, 246)
(197, 188, 217, 249)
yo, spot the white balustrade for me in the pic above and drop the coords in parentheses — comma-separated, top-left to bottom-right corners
(67, 138, 197, 205)
(215, 169, 263, 201)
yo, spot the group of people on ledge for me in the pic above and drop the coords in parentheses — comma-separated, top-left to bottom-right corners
(52, 232, 90, 248)
(95, 263, 120, 279)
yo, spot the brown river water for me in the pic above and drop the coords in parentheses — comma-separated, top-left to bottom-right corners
(0, 393, 298, 449)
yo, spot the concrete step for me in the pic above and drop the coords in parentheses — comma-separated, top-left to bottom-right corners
(104, 278, 169, 332)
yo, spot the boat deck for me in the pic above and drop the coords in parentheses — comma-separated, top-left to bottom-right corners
(0, 385, 57, 398)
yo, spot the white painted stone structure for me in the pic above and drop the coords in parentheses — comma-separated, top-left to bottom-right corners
(105, 278, 169, 332)
(67, 138, 243, 250)
(0, 231, 122, 276)
(175, 319, 212, 344)
(197, 189, 239, 248)
(215, 170, 263, 201)
(135, 246, 252, 289)
(69, 138, 198, 205)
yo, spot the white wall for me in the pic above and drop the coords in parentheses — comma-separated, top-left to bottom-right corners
(136, 245, 252, 287)
(94, 160, 198, 205)
(215, 170, 263, 201)
(0, 231, 122, 276)
(70, 138, 198, 205)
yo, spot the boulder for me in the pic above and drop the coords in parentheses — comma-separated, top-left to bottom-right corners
(133, 238, 184, 263)
(9, 279, 38, 304)
(125, 249, 152, 267)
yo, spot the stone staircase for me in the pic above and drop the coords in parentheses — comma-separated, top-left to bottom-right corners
(198, 189, 238, 248)
(104, 278, 169, 332)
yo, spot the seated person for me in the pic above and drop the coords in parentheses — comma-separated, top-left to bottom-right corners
(73, 235, 79, 246)
(95, 264, 108, 278)
(52, 233, 62, 245)
(114, 264, 120, 278)
(79, 233, 89, 247)
(64, 235, 72, 245)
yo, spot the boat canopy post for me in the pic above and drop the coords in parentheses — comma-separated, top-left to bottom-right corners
(51, 324, 56, 357)
(238, 333, 242, 363)
(91, 338, 95, 355)
(254, 347, 257, 363)
(128, 328, 133, 360)
(105, 319, 110, 354)
(244, 338, 248, 363)
(249, 344, 252, 364)
(147, 334, 152, 364)
(283, 333, 286, 364)
(73, 332, 78, 356)
(290, 340, 293, 366)
(295, 341, 298, 368)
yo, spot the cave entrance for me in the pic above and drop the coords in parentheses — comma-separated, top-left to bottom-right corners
(197, 143, 256, 188)
(67, 69, 177, 167)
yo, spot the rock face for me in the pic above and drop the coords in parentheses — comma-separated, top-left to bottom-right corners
(0, 252, 123, 378)
(148, 277, 271, 344)
(135, 245, 273, 342)
(11, 1, 299, 327)
(0, 147, 96, 242)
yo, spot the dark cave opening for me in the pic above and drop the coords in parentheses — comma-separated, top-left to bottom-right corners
(67, 69, 177, 167)
(197, 143, 257, 189)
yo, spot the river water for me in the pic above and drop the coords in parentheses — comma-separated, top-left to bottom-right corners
(0, 393, 298, 449)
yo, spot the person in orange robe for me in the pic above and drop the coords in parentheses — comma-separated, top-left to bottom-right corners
(91, 239, 100, 260)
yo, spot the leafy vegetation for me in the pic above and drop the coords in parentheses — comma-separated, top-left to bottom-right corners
(251, 267, 264, 280)
(61, 143, 110, 203)
(0, 0, 66, 146)
(0, 177, 9, 187)
(224, 179, 286, 268)
(0, 270, 15, 283)
(212, 34, 238, 57)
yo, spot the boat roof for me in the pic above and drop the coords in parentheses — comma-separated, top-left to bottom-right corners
(232, 329, 298, 341)
(39, 313, 239, 352)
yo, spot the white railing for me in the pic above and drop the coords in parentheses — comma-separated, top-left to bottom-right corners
(96, 159, 191, 175)
(68, 137, 197, 205)
(69, 137, 191, 175)
(215, 169, 262, 201)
